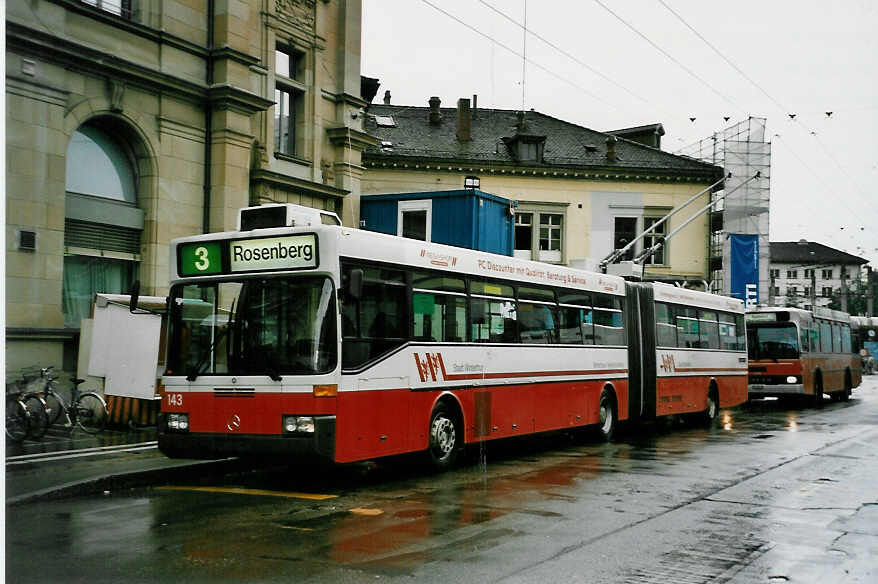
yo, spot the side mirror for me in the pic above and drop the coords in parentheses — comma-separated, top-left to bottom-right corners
(129, 280, 141, 314)
(347, 268, 364, 301)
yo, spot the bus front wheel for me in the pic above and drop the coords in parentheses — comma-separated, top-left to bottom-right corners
(427, 403, 459, 471)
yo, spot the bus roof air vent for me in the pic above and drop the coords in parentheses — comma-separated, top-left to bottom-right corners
(238, 204, 341, 231)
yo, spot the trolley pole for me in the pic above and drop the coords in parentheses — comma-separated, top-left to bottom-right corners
(867, 266, 874, 318)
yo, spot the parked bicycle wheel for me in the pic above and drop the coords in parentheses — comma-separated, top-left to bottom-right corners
(6, 394, 29, 442)
(44, 391, 63, 426)
(75, 393, 107, 433)
(21, 393, 49, 438)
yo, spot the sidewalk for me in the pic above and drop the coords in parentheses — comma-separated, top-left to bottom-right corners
(5, 426, 237, 505)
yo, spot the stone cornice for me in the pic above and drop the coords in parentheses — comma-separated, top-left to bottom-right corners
(250, 169, 349, 199)
(327, 127, 380, 151)
(7, 21, 205, 101)
(361, 155, 721, 184)
(208, 84, 275, 115)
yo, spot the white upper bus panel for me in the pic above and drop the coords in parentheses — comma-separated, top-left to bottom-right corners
(335, 226, 627, 297)
(238, 203, 341, 231)
(652, 282, 744, 313)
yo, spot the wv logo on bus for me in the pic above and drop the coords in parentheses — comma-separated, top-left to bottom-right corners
(414, 352, 446, 383)
(660, 354, 677, 373)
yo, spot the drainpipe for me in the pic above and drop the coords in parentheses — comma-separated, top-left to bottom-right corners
(202, 0, 214, 234)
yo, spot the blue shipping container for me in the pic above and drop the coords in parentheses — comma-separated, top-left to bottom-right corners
(360, 189, 514, 256)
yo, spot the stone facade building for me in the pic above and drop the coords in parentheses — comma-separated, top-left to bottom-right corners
(6, 0, 375, 374)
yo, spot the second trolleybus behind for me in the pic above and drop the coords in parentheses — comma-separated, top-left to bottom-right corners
(746, 306, 861, 404)
(157, 204, 749, 469)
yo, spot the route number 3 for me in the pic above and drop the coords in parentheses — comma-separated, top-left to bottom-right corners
(194, 246, 210, 271)
(167, 393, 183, 407)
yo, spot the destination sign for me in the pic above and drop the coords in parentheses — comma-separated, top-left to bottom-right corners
(178, 234, 318, 277)
(229, 235, 317, 272)
(745, 312, 778, 322)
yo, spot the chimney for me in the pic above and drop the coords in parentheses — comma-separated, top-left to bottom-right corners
(428, 96, 442, 125)
(472, 94, 478, 117)
(516, 110, 525, 131)
(457, 98, 471, 141)
(606, 136, 617, 162)
(383, 90, 391, 105)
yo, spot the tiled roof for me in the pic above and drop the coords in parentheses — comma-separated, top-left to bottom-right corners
(363, 104, 721, 180)
(770, 241, 868, 265)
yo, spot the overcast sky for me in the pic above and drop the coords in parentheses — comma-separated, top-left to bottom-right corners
(361, 0, 878, 267)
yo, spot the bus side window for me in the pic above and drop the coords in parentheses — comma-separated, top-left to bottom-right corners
(341, 264, 407, 369)
(799, 325, 810, 353)
(593, 293, 625, 345)
(820, 320, 832, 352)
(413, 291, 466, 342)
(718, 312, 738, 350)
(810, 325, 820, 353)
(519, 302, 558, 344)
(676, 307, 699, 348)
(832, 323, 842, 354)
(699, 310, 720, 350)
(470, 297, 517, 343)
(558, 291, 592, 344)
(842, 325, 852, 353)
(735, 314, 746, 351)
(655, 302, 677, 347)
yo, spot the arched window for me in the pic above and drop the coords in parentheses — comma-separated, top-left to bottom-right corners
(66, 124, 137, 203)
(63, 120, 144, 328)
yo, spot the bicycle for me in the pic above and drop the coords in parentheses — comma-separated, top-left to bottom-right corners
(35, 367, 108, 434)
(5, 378, 50, 442)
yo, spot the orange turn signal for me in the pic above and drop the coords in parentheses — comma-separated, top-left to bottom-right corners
(313, 384, 337, 397)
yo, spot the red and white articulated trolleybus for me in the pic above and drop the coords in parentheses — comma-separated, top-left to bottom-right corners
(158, 204, 748, 469)
(746, 307, 861, 405)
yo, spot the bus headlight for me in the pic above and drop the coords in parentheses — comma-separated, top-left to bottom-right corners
(786, 376, 800, 384)
(282, 415, 316, 434)
(167, 413, 189, 432)
(296, 417, 315, 433)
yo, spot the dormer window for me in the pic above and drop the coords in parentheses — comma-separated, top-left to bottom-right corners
(502, 134, 546, 163)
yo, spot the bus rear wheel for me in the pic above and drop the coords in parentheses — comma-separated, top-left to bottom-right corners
(427, 404, 459, 471)
(840, 372, 852, 402)
(701, 386, 719, 426)
(598, 391, 617, 441)
(812, 375, 824, 409)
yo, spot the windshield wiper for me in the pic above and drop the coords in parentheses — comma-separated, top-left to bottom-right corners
(186, 325, 232, 382)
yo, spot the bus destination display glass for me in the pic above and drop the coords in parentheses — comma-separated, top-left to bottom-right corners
(178, 234, 318, 277)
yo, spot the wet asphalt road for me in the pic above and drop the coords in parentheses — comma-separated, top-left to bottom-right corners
(7, 378, 878, 584)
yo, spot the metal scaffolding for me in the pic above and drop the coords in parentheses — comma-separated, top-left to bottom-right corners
(678, 118, 771, 300)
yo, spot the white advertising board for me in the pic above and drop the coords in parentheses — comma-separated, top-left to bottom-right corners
(88, 301, 162, 399)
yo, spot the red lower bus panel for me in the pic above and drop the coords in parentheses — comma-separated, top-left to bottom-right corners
(655, 375, 747, 416)
(334, 380, 629, 463)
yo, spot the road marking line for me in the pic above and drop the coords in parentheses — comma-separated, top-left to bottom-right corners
(156, 486, 337, 500)
(7, 441, 158, 462)
(6, 444, 159, 465)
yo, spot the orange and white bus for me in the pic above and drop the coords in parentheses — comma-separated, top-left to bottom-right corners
(746, 307, 861, 405)
(157, 204, 748, 469)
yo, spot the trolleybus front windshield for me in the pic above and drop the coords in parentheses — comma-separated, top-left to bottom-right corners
(747, 323, 800, 360)
(167, 276, 337, 378)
